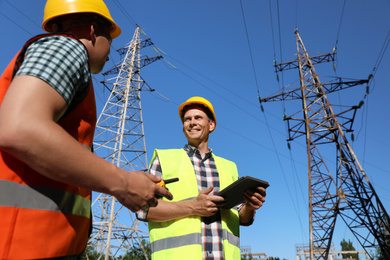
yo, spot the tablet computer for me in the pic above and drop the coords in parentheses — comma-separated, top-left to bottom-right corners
(216, 176, 269, 209)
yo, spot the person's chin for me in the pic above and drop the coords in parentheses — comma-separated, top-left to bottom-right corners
(91, 66, 104, 74)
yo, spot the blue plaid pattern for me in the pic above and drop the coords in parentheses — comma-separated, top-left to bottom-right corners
(15, 35, 90, 105)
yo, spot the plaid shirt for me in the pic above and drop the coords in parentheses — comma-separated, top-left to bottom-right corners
(138, 144, 244, 260)
(15, 35, 90, 106)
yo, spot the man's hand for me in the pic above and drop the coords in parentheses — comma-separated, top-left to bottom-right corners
(244, 186, 266, 210)
(239, 186, 266, 225)
(191, 186, 225, 217)
(114, 171, 173, 212)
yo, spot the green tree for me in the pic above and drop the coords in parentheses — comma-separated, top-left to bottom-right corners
(80, 246, 101, 260)
(340, 239, 358, 259)
(241, 253, 253, 260)
(374, 237, 390, 260)
(122, 239, 151, 260)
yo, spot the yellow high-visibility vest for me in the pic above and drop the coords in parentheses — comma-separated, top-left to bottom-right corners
(148, 149, 241, 259)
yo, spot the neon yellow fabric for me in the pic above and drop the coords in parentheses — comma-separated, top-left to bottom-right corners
(148, 149, 240, 260)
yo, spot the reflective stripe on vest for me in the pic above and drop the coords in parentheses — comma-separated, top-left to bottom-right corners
(0, 180, 90, 218)
(150, 212, 240, 254)
(82, 143, 92, 151)
(151, 233, 201, 253)
(223, 229, 240, 248)
(148, 149, 240, 259)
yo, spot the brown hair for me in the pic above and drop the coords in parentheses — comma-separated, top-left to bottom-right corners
(47, 13, 112, 35)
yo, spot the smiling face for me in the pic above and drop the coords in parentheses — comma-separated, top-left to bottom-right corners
(182, 107, 215, 148)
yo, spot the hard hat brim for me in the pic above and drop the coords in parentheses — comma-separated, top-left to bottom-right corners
(42, 0, 122, 39)
(179, 97, 217, 128)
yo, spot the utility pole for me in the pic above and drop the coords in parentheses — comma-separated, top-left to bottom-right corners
(87, 26, 162, 259)
(260, 28, 390, 259)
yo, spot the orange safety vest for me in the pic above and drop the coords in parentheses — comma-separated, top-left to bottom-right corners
(0, 34, 97, 259)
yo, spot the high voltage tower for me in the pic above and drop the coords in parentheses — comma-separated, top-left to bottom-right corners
(260, 29, 390, 260)
(87, 26, 162, 259)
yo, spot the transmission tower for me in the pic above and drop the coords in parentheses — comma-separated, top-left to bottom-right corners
(260, 28, 390, 259)
(87, 26, 162, 259)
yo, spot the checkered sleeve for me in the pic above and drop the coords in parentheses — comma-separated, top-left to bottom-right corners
(15, 35, 90, 106)
(136, 156, 163, 221)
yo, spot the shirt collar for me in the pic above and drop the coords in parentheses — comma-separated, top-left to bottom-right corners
(184, 144, 213, 158)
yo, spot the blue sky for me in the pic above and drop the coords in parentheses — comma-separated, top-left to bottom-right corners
(1, 1, 390, 259)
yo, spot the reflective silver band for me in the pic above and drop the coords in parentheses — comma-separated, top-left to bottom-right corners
(82, 144, 92, 151)
(222, 229, 240, 248)
(151, 233, 201, 253)
(0, 180, 90, 218)
(151, 229, 239, 253)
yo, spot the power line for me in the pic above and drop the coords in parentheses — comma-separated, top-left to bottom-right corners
(0, 12, 33, 36)
(239, 0, 308, 241)
(112, 0, 137, 28)
(334, 0, 347, 49)
(164, 54, 262, 112)
(370, 29, 390, 80)
(166, 60, 276, 129)
(239, 0, 261, 96)
(3, 0, 41, 29)
(332, 0, 347, 78)
(268, 0, 277, 70)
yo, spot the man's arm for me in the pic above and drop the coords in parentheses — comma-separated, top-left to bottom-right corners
(239, 186, 266, 225)
(0, 75, 172, 211)
(147, 186, 225, 222)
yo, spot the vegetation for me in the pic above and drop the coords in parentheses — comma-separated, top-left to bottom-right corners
(122, 239, 151, 260)
(339, 239, 358, 259)
(241, 254, 253, 259)
(83, 241, 288, 260)
(81, 240, 150, 260)
(374, 238, 390, 260)
(80, 246, 101, 260)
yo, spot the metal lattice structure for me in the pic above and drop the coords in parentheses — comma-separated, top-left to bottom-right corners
(295, 244, 370, 260)
(261, 28, 390, 259)
(87, 26, 162, 259)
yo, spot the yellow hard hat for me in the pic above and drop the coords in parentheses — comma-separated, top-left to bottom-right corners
(42, 0, 121, 39)
(179, 96, 217, 128)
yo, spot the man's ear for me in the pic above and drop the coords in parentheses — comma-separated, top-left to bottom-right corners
(209, 120, 216, 132)
(90, 23, 96, 44)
